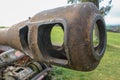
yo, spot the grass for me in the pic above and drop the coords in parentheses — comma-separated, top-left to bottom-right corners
(50, 31, 120, 80)
(51, 26, 64, 45)
(0, 26, 7, 28)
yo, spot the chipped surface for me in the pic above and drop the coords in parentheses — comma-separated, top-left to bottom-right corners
(0, 2, 106, 71)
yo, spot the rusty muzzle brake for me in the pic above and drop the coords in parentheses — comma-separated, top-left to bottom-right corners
(0, 2, 107, 71)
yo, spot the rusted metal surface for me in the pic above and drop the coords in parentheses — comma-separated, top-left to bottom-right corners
(0, 48, 51, 79)
(0, 45, 12, 53)
(0, 2, 106, 71)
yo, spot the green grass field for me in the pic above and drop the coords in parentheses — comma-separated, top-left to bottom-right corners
(50, 31, 120, 80)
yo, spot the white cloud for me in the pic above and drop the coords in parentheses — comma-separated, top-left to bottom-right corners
(105, 15, 120, 25)
(104, 0, 120, 25)
(0, 0, 120, 26)
(0, 0, 67, 26)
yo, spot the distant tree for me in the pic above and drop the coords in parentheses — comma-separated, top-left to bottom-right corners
(67, 0, 112, 16)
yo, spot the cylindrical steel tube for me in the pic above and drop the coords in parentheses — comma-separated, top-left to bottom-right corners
(0, 2, 107, 71)
(0, 28, 9, 45)
(0, 21, 28, 52)
(28, 2, 106, 71)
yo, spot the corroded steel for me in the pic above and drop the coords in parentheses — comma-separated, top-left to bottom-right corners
(0, 2, 107, 71)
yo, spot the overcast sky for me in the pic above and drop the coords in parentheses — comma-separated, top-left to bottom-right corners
(103, 0, 120, 25)
(0, 0, 120, 26)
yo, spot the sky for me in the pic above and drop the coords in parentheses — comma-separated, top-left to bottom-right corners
(0, 0, 120, 26)
(103, 0, 120, 25)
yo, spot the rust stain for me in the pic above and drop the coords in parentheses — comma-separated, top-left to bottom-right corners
(0, 2, 106, 71)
